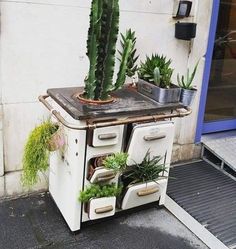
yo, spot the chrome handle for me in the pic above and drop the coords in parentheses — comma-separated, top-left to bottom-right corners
(98, 133, 117, 140)
(143, 133, 166, 141)
(137, 187, 159, 197)
(96, 173, 116, 182)
(95, 205, 114, 214)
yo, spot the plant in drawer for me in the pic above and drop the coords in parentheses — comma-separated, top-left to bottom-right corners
(88, 153, 128, 184)
(120, 150, 167, 210)
(137, 54, 181, 103)
(79, 183, 122, 220)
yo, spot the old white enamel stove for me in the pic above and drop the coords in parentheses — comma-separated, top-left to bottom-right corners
(39, 86, 191, 232)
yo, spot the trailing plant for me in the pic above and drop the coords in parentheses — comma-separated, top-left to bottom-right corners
(84, 0, 133, 101)
(22, 120, 59, 187)
(119, 29, 139, 78)
(126, 150, 167, 185)
(78, 183, 122, 203)
(177, 61, 199, 90)
(103, 152, 128, 173)
(139, 54, 174, 88)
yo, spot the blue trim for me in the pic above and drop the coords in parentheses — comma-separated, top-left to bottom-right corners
(195, 0, 220, 142)
(203, 119, 236, 134)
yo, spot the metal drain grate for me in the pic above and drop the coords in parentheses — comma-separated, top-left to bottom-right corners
(168, 161, 236, 249)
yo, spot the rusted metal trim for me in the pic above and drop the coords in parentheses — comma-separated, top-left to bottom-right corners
(39, 95, 192, 130)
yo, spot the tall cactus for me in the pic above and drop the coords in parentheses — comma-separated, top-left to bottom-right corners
(84, 0, 134, 101)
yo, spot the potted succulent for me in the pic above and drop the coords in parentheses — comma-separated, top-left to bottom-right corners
(177, 61, 199, 106)
(78, 183, 122, 220)
(120, 150, 167, 210)
(137, 54, 181, 103)
(88, 152, 128, 184)
(22, 120, 65, 187)
(77, 0, 137, 104)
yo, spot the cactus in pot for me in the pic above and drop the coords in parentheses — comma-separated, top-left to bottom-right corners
(82, 0, 134, 102)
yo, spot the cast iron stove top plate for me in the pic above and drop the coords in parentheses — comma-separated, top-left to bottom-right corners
(47, 87, 183, 120)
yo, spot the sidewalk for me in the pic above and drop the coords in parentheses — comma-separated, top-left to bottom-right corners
(0, 193, 208, 249)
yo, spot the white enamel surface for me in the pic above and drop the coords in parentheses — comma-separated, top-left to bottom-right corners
(121, 180, 166, 210)
(88, 197, 116, 220)
(89, 167, 118, 184)
(126, 122, 175, 166)
(92, 126, 123, 147)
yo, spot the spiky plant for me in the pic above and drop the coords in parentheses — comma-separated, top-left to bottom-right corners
(177, 61, 199, 90)
(84, 0, 133, 101)
(126, 150, 166, 185)
(119, 29, 139, 78)
(139, 54, 174, 88)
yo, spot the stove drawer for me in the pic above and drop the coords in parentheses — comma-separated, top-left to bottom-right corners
(88, 197, 116, 220)
(121, 180, 166, 210)
(89, 167, 118, 184)
(91, 126, 123, 147)
(126, 122, 175, 166)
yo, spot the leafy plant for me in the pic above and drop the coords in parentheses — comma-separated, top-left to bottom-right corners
(103, 152, 128, 173)
(126, 150, 166, 185)
(139, 54, 174, 88)
(79, 183, 122, 203)
(22, 120, 59, 187)
(84, 0, 133, 101)
(119, 29, 139, 78)
(177, 61, 199, 90)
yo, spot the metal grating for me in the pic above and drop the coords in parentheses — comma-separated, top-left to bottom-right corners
(168, 161, 236, 249)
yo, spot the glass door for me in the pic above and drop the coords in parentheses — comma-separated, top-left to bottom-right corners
(203, 0, 236, 133)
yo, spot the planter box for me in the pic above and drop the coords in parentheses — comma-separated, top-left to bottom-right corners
(89, 167, 117, 184)
(137, 79, 181, 103)
(121, 181, 164, 210)
(88, 197, 116, 220)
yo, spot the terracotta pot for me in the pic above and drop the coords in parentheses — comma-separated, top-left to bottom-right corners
(75, 93, 115, 105)
(47, 126, 65, 152)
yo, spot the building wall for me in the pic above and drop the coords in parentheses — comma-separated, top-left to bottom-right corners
(0, 0, 213, 198)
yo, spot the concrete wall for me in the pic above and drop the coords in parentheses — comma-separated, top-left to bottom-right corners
(0, 0, 213, 198)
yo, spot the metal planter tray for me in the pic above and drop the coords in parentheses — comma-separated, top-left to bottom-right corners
(137, 79, 181, 104)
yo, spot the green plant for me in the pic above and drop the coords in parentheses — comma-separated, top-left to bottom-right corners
(119, 29, 139, 78)
(84, 0, 133, 101)
(103, 152, 128, 173)
(139, 54, 174, 88)
(79, 183, 122, 203)
(126, 150, 166, 184)
(22, 120, 59, 187)
(177, 61, 199, 90)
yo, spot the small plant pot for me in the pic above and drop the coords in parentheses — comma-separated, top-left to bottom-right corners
(137, 79, 181, 103)
(175, 22, 197, 40)
(121, 181, 163, 210)
(86, 197, 116, 220)
(47, 126, 65, 152)
(75, 93, 115, 105)
(180, 88, 197, 106)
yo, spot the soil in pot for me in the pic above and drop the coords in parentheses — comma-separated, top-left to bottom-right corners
(75, 93, 115, 105)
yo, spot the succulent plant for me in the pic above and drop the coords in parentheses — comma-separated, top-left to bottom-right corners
(139, 54, 174, 88)
(177, 61, 199, 90)
(119, 29, 139, 78)
(84, 0, 133, 101)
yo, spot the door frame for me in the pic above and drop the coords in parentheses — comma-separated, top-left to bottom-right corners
(195, 0, 236, 142)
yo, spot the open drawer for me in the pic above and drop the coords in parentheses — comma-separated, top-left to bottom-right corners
(121, 180, 166, 210)
(87, 197, 116, 220)
(90, 125, 123, 147)
(89, 167, 118, 184)
(126, 122, 175, 166)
